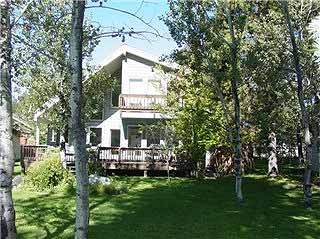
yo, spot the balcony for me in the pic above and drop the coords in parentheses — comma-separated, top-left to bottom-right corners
(119, 94, 166, 111)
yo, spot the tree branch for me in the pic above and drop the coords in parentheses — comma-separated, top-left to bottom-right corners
(13, 34, 66, 67)
(93, 30, 170, 40)
(12, 0, 35, 28)
(85, 5, 161, 36)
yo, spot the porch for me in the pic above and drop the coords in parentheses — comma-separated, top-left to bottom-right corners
(97, 147, 175, 171)
(20, 145, 184, 173)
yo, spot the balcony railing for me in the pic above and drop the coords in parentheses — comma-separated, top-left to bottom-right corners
(119, 94, 165, 110)
(98, 147, 167, 162)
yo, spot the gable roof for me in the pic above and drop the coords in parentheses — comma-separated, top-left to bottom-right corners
(13, 115, 32, 134)
(33, 45, 176, 121)
(99, 44, 176, 74)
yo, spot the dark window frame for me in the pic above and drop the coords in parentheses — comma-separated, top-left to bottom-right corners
(110, 129, 120, 147)
(89, 128, 102, 146)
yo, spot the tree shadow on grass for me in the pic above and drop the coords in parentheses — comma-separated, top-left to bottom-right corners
(13, 175, 320, 239)
(14, 190, 111, 239)
(89, 176, 320, 239)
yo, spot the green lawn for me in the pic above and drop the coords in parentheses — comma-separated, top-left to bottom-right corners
(14, 173, 320, 239)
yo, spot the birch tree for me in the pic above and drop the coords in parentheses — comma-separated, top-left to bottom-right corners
(267, 132, 278, 177)
(281, 0, 313, 209)
(225, 2, 243, 202)
(69, 0, 89, 237)
(164, 0, 251, 202)
(0, 0, 16, 238)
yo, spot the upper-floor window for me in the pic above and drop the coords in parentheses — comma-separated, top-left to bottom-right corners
(129, 79, 144, 94)
(111, 69, 121, 107)
(147, 79, 161, 95)
(111, 85, 121, 107)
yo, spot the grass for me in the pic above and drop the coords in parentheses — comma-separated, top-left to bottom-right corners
(13, 168, 320, 238)
(13, 161, 22, 176)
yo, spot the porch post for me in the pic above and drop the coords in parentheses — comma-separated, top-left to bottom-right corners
(35, 120, 40, 145)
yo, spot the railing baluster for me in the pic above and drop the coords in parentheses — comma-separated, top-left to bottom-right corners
(118, 94, 165, 110)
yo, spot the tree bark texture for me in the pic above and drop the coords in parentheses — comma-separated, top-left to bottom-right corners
(297, 126, 304, 163)
(0, 0, 17, 238)
(226, 5, 243, 203)
(281, 1, 312, 209)
(70, 1, 89, 238)
(267, 132, 278, 177)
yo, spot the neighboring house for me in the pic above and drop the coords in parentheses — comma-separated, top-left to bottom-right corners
(85, 44, 173, 148)
(12, 115, 32, 160)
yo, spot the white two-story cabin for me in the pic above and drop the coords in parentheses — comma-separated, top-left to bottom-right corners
(85, 45, 174, 149)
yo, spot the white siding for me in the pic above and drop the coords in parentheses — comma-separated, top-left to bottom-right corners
(87, 53, 170, 147)
(121, 54, 167, 95)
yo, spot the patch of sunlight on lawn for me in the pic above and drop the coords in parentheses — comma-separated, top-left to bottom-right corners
(291, 216, 312, 221)
(13, 174, 320, 239)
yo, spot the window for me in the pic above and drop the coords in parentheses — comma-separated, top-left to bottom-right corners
(111, 129, 120, 147)
(111, 71, 121, 107)
(111, 84, 121, 107)
(128, 126, 142, 148)
(147, 131, 161, 147)
(148, 79, 161, 95)
(90, 128, 102, 146)
(129, 79, 144, 94)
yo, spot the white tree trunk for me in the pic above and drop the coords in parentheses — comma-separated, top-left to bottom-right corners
(70, 1, 89, 238)
(267, 132, 278, 177)
(226, 4, 243, 203)
(281, 1, 312, 209)
(0, 0, 17, 238)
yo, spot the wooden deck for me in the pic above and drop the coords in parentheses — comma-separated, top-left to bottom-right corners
(98, 147, 175, 171)
(21, 146, 193, 174)
(21, 145, 48, 173)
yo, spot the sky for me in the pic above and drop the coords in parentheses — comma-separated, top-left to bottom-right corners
(85, 0, 178, 66)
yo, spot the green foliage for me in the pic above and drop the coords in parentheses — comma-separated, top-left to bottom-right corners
(23, 156, 75, 192)
(12, 0, 101, 128)
(163, 0, 320, 159)
(88, 162, 105, 176)
(87, 149, 105, 175)
(89, 179, 128, 196)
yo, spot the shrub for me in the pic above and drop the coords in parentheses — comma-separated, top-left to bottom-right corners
(90, 179, 128, 196)
(87, 149, 105, 176)
(23, 156, 75, 192)
(88, 161, 105, 176)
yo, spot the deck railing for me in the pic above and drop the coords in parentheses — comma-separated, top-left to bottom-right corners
(21, 145, 48, 173)
(119, 94, 166, 110)
(98, 147, 167, 162)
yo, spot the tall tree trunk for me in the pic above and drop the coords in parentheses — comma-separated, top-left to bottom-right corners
(297, 126, 304, 163)
(226, 5, 243, 203)
(267, 132, 278, 177)
(281, 1, 312, 209)
(207, 60, 233, 143)
(0, 0, 17, 238)
(70, 1, 89, 238)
